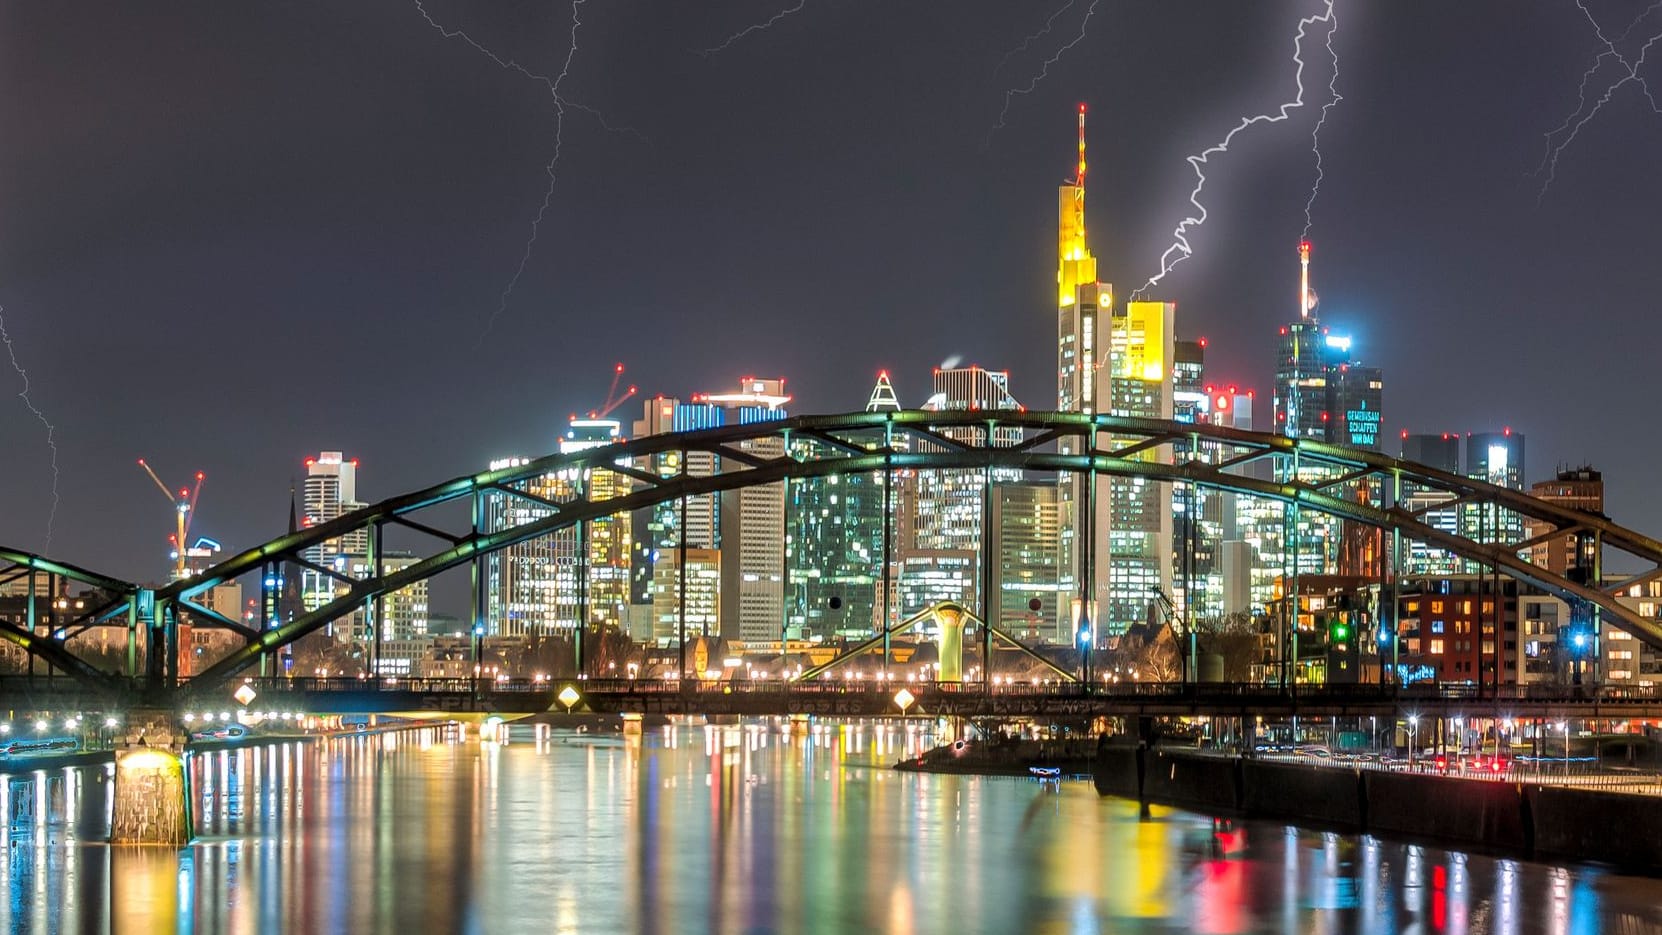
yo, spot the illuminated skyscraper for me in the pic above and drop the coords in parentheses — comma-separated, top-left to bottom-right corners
(787, 372, 900, 641)
(990, 482, 1063, 640)
(1054, 104, 1112, 639)
(1264, 243, 1387, 581)
(299, 452, 367, 634)
(1399, 433, 1462, 575)
(1273, 243, 1329, 442)
(1171, 339, 1241, 621)
(1462, 430, 1527, 569)
(710, 378, 790, 645)
(905, 366, 1022, 625)
(483, 417, 632, 637)
(627, 381, 789, 646)
(1106, 299, 1175, 630)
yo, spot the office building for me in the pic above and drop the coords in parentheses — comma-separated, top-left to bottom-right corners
(1105, 299, 1175, 631)
(787, 372, 900, 641)
(1527, 467, 1603, 577)
(990, 481, 1064, 641)
(1055, 104, 1112, 643)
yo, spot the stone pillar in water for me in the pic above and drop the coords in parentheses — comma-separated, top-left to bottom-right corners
(110, 712, 191, 846)
(935, 605, 964, 683)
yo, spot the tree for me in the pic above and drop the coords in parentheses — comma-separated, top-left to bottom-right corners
(1194, 612, 1265, 683)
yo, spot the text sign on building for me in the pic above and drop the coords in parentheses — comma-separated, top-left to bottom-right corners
(1345, 406, 1380, 447)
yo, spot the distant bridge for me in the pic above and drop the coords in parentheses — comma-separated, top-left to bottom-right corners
(3, 409, 1660, 703)
(5, 675, 1661, 722)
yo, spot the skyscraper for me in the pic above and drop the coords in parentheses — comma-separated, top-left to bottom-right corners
(786, 371, 900, 641)
(1325, 357, 1384, 450)
(1054, 105, 1111, 640)
(1106, 299, 1175, 630)
(1399, 432, 1463, 575)
(907, 365, 1022, 627)
(1273, 242, 1328, 442)
(1463, 430, 1527, 564)
(1265, 242, 1387, 579)
(1527, 467, 1602, 577)
(1401, 433, 1461, 475)
(710, 378, 790, 645)
(299, 452, 367, 632)
(991, 481, 1063, 639)
(482, 417, 631, 637)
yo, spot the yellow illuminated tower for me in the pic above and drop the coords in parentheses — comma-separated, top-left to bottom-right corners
(1057, 103, 1103, 412)
(1056, 104, 1113, 643)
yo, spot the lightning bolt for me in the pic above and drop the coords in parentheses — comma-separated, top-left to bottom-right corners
(1301, 2, 1342, 242)
(0, 307, 60, 552)
(698, 0, 809, 57)
(987, 0, 1100, 144)
(1535, 0, 1662, 202)
(1133, 0, 1335, 298)
(993, 0, 1079, 76)
(415, 1, 619, 343)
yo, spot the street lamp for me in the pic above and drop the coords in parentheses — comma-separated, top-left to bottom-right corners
(1408, 715, 1420, 769)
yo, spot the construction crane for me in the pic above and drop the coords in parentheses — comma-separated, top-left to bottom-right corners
(586, 362, 637, 420)
(1150, 586, 1196, 684)
(137, 459, 204, 581)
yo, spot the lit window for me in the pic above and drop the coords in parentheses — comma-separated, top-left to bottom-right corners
(1429, 639, 1444, 654)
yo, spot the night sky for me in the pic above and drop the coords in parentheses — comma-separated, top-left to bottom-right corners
(2, 0, 1660, 586)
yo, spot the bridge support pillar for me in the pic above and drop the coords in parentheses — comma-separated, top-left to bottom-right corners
(935, 606, 964, 683)
(110, 711, 191, 846)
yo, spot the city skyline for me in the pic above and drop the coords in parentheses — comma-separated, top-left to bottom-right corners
(2, 2, 1659, 585)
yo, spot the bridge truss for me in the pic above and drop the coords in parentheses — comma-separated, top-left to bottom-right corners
(3, 410, 1661, 693)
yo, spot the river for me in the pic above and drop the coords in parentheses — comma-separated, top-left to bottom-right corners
(4, 720, 1662, 933)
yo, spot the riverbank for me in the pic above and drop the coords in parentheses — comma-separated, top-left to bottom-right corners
(0, 720, 448, 777)
(1095, 740, 1662, 874)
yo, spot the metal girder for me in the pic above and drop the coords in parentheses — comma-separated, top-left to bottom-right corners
(602, 461, 671, 489)
(0, 547, 136, 596)
(905, 424, 976, 452)
(176, 597, 261, 640)
(1309, 466, 1375, 492)
(387, 514, 467, 546)
(0, 619, 112, 684)
(710, 445, 775, 469)
(1211, 447, 1274, 472)
(1507, 524, 1584, 557)
(57, 593, 134, 640)
(141, 410, 1662, 688)
(1607, 567, 1662, 596)
(288, 555, 359, 588)
(796, 429, 872, 457)
(1104, 433, 1179, 462)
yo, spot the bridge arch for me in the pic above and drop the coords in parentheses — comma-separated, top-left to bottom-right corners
(8, 411, 1662, 689)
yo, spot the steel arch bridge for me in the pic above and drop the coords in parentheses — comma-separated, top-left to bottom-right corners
(5, 410, 1661, 693)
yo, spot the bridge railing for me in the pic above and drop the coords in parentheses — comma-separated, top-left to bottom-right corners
(14, 673, 1658, 710)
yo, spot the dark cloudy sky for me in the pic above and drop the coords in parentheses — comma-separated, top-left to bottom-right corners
(2, 0, 1660, 584)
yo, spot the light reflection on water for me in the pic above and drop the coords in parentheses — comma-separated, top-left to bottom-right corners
(0, 721, 1660, 933)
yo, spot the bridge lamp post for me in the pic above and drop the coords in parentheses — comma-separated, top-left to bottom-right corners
(1408, 715, 1419, 769)
(558, 685, 581, 714)
(894, 688, 914, 717)
(1077, 620, 1093, 690)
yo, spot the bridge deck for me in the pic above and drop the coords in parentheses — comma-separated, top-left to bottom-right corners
(3, 677, 1653, 719)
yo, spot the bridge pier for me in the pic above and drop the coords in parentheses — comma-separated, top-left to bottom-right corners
(109, 711, 191, 846)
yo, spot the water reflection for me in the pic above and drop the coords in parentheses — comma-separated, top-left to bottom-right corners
(0, 721, 1658, 932)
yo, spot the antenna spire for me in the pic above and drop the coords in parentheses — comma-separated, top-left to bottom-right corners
(1076, 102, 1087, 187)
(1298, 239, 1312, 319)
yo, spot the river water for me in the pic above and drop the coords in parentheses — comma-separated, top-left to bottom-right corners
(4, 721, 1662, 933)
